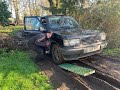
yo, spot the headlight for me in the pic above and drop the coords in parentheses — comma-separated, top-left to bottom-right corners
(64, 39, 80, 46)
(100, 32, 106, 40)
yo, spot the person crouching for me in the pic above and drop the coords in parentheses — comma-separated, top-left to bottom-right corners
(27, 31, 53, 62)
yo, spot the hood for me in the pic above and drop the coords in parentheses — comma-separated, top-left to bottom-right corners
(80, 29, 101, 39)
(51, 28, 101, 39)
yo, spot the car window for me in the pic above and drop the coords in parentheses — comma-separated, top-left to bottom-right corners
(48, 17, 60, 29)
(48, 16, 80, 29)
(25, 17, 44, 31)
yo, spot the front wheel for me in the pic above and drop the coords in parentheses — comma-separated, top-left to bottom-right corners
(51, 44, 64, 64)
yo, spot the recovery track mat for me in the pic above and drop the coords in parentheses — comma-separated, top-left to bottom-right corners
(59, 63, 95, 76)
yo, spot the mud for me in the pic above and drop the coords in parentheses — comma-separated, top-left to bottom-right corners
(36, 55, 120, 90)
(37, 57, 89, 90)
(0, 32, 29, 50)
(82, 55, 120, 81)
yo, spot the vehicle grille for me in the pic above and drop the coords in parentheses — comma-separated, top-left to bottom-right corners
(81, 36, 100, 45)
(73, 36, 101, 48)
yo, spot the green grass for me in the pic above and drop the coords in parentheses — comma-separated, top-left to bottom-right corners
(0, 49, 52, 90)
(103, 48, 120, 57)
(0, 26, 23, 36)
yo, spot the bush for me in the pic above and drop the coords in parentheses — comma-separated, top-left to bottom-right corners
(76, 0, 120, 48)
(0, 1, 11, 26)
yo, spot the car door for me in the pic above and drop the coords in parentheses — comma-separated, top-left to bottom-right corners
(24, 16, 45, 35)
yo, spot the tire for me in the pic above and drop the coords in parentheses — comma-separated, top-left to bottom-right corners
(51, 44, 64, 64)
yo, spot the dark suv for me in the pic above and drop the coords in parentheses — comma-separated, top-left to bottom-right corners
(23, 15, 107, 64)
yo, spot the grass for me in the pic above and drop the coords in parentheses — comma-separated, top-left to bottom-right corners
(0, 49, 52, 90)
(103, 48, 120, 57)
(0, 26, 23, 36)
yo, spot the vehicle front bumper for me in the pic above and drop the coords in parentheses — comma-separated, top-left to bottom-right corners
(60, 41, 108, 61)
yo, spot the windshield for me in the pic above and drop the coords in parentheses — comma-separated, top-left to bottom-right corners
(48, 16, 80, 29)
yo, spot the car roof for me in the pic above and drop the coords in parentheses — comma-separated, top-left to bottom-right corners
(24, 15, 70, 18)
(41, 15, 70, 18)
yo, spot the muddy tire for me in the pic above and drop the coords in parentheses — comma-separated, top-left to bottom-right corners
(51, 44, 64, 64)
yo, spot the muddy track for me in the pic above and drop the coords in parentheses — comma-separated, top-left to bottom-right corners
(79, 55, 120, 81)
(37, 57, 90, 90)
(37, 55, 120, 90)
(68, 62, 120, 90)
(77, 61, 120, 89)
(77, 55, 120, 89)
(69, 73, 118, 90)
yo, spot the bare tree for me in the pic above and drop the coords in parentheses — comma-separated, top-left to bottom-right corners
(12, 0, 19, 25)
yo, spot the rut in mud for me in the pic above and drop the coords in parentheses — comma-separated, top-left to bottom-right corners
(80, 55, 120, 81)
(37, 57, 89, 90)
(36, 55, 120, 90)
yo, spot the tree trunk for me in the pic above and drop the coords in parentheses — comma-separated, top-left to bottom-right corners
(48, 0, 54, 14)
(12, 0, 19, 25)
(56, 0, 58, 8)
(28, 0, 32, 16)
